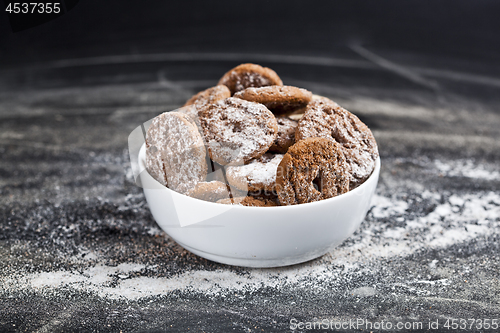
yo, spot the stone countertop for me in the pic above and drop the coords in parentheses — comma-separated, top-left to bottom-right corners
(1, 51, 500, 332)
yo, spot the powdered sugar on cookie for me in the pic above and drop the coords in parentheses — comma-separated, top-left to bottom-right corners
(296, 100, 378, 187)
(145, 111, 207, 194)
(269, 117, 297, 153)
(200, 98, 278, 165)
(218, 63, 283, 95)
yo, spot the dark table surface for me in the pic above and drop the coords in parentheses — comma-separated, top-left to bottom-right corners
(1, 1, 500, 332)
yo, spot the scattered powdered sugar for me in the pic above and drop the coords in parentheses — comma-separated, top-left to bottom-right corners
(369, 195, 409, 218)
(145, 111, 207, 193)
(338, 191, 500, 261)
(3, 155, 498, 301)
(16, 263, 146, 293)
(3, 188, 498, 300)
(434, 159, 500, 181)
(5, 262, 345, 300)
(201, 98, 277, 165)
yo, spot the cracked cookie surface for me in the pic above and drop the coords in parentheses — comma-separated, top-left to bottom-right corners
(199, 97, 278, 165)
(296, 100, 378, 187)
(145, 111, 207, 193)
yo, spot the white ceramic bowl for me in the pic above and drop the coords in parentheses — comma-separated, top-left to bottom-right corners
(138, 144, 380, 268)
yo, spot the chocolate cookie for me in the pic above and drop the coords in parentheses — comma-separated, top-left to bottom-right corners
(225, 153, 284, 192)
(183, 85, 231, 120)
(295, 100, 378, 187)
(276, 138, 350, 205)
(234, 85, 312, 115)
(248, 189, 278, 200)
(218, 63, 283, 95)
(145, 111, 207, 193)
(199, 97, 278, 165)
(185, 181, 231, 202)
(216, 196, 277, 207)
(269, 117, 298, 153)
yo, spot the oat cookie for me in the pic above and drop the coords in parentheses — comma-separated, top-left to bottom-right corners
(225, 153, 284, 192)
(185, 181, 231, 202)
(145, 111, 207, 193)
(218, 63, 283, 95)
(295, 100, 378, 187)
(269, 117, 298, 153)
(216, 196, 277, 207)
(276, 138, 350, 205)
(199, 97, 278, 165)
(234, 85, 312, 115)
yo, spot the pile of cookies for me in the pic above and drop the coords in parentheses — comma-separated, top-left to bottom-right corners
(145, 63, 378, 206)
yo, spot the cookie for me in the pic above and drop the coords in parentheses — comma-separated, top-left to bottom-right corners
(287, 96, 338, 121)
(199, 97, 278, 165)
(269, 117, 298, 153)
(216, 196, 277, 207)
(218, 63, 283, 95)
(233, 85, 312, 115)
(225, 153, 284, 192)
(145, 111, 207, 193)
(182, 85, 231, 121)
(295, 100, 378, 187)
(276, 138, 350, 205)
(185, 181, 231, 202)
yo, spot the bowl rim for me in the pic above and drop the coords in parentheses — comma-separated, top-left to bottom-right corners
(138, 143, 380, 210)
